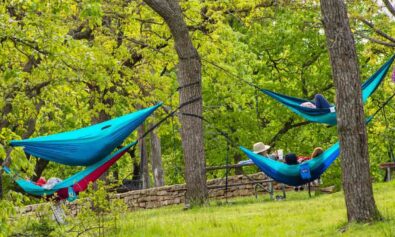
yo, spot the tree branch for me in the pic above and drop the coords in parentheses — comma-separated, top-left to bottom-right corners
(357, 17, 395, 43)
(383, 0, 395, 17)
(269, 118, 310, 147)
(356, 31, 395, 47)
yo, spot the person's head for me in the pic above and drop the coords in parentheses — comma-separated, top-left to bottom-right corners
(285, 153, 298, 165)
(253, 142, 271, 156)
(311, 147, 324, 158)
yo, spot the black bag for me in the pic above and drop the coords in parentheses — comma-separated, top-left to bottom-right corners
(285, 153, 298, 165)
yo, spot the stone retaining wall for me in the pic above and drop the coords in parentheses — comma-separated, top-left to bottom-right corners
(21, 172, 279, 215)
(114, 172, 274, 210)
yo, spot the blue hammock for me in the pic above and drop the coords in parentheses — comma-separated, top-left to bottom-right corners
(3, 142, 136, 201)
(240, 114, 378, 187)
(260, 55, 395, 125)
(10, 104, 161, 166)
(240, 142, 339, 186)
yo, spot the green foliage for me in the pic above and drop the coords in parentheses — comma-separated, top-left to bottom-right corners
(1, 0, 395, 213)
(6, 181, 127, 236)
(0, 199, 16, 237)
(10, 204, 57, 237)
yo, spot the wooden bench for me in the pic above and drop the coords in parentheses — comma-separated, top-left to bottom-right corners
(379, 162, 395, 181)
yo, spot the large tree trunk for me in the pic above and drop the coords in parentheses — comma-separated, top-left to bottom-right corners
(138, 125, 150, 189)
(142, 0, 207, 205)
(150, 128, 164, 187)
(320, 0, 379, 222)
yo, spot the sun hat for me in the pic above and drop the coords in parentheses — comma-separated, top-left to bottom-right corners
(253, 142, 271, 154)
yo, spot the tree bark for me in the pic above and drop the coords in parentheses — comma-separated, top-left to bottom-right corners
(150, 128, 164, 187)
(138, 125, 150, 189)
(142, 0, 207, 205)
(320, 0, 379, 222)
(233, 153, 243, 175)
(89, 85, 116, 183)
(128, 146, 141, 182)
(31, 159, 49, 182)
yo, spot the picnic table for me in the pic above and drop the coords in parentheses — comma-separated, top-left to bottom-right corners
(379, 162, 395, 181)
(206, 163, 286, 200)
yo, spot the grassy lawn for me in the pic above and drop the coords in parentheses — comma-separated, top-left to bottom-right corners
(118, 181, 395, 237)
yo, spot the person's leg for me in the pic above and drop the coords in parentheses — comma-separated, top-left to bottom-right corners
(314, 94, 331, 109)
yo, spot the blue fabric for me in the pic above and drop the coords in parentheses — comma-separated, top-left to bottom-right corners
(260, 55, 395, 125)
(240, 116, 375, 186)
(67, 187, 77, 202)
(7, 142, 136, 197)
(240, 142, 340, 186)
(10, 104, 161, 166)
(314, 94, 331, 109)
(299, 163, 312, 180)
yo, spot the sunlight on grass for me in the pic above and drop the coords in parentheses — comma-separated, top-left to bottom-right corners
(117, 181, 395, 237)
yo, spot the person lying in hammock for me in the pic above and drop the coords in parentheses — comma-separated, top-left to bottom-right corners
(238, 142, 281, 165)
(35, 176, 63, 190)
(285, 148, 324, 191)
(300, 94, 331, 109)
(252, 142, 280, 159)
(297, 147, 324, 163)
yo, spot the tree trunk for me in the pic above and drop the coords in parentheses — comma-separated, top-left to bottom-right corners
(233, 153, 243, 175)
(143, 0, 208, 206)
(89, 86, 115, 183)
(150, 128, 164, 187)
(320, 0, 379, 222)
(138, 125, 150, 189)
(31, 159, 49, 182)
(113, 164, 119, 181)
(92, 109, 111, 184)
(128, 146, 141, 182)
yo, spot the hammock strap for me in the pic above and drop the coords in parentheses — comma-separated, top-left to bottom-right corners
(139, 97, 202, 140)
(177, 81, 201, 91)
(369, 91, 395, 119)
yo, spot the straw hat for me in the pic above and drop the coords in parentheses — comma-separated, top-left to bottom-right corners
(253, 142, 271, 154)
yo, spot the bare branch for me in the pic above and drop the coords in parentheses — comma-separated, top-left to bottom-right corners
(357, 17, 395, 43)
(383, 0, 395, 17)
(269, 118, 310, 147)
(356, 32, 395, 47)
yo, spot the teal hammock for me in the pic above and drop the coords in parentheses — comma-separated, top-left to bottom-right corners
(240, 142, 339, 186)
(10, 104, 161, 166)
(260, 55, 395, 125)
(3, 142, 136, 201)
(240, 116, 379, 186)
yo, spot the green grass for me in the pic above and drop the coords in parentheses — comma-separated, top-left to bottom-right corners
(117, 182, 395, 237)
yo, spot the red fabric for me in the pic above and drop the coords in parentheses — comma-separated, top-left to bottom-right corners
(298, 156, 311, 163)
(36, 177, 47, 186)
(55, 148, 131, 200)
